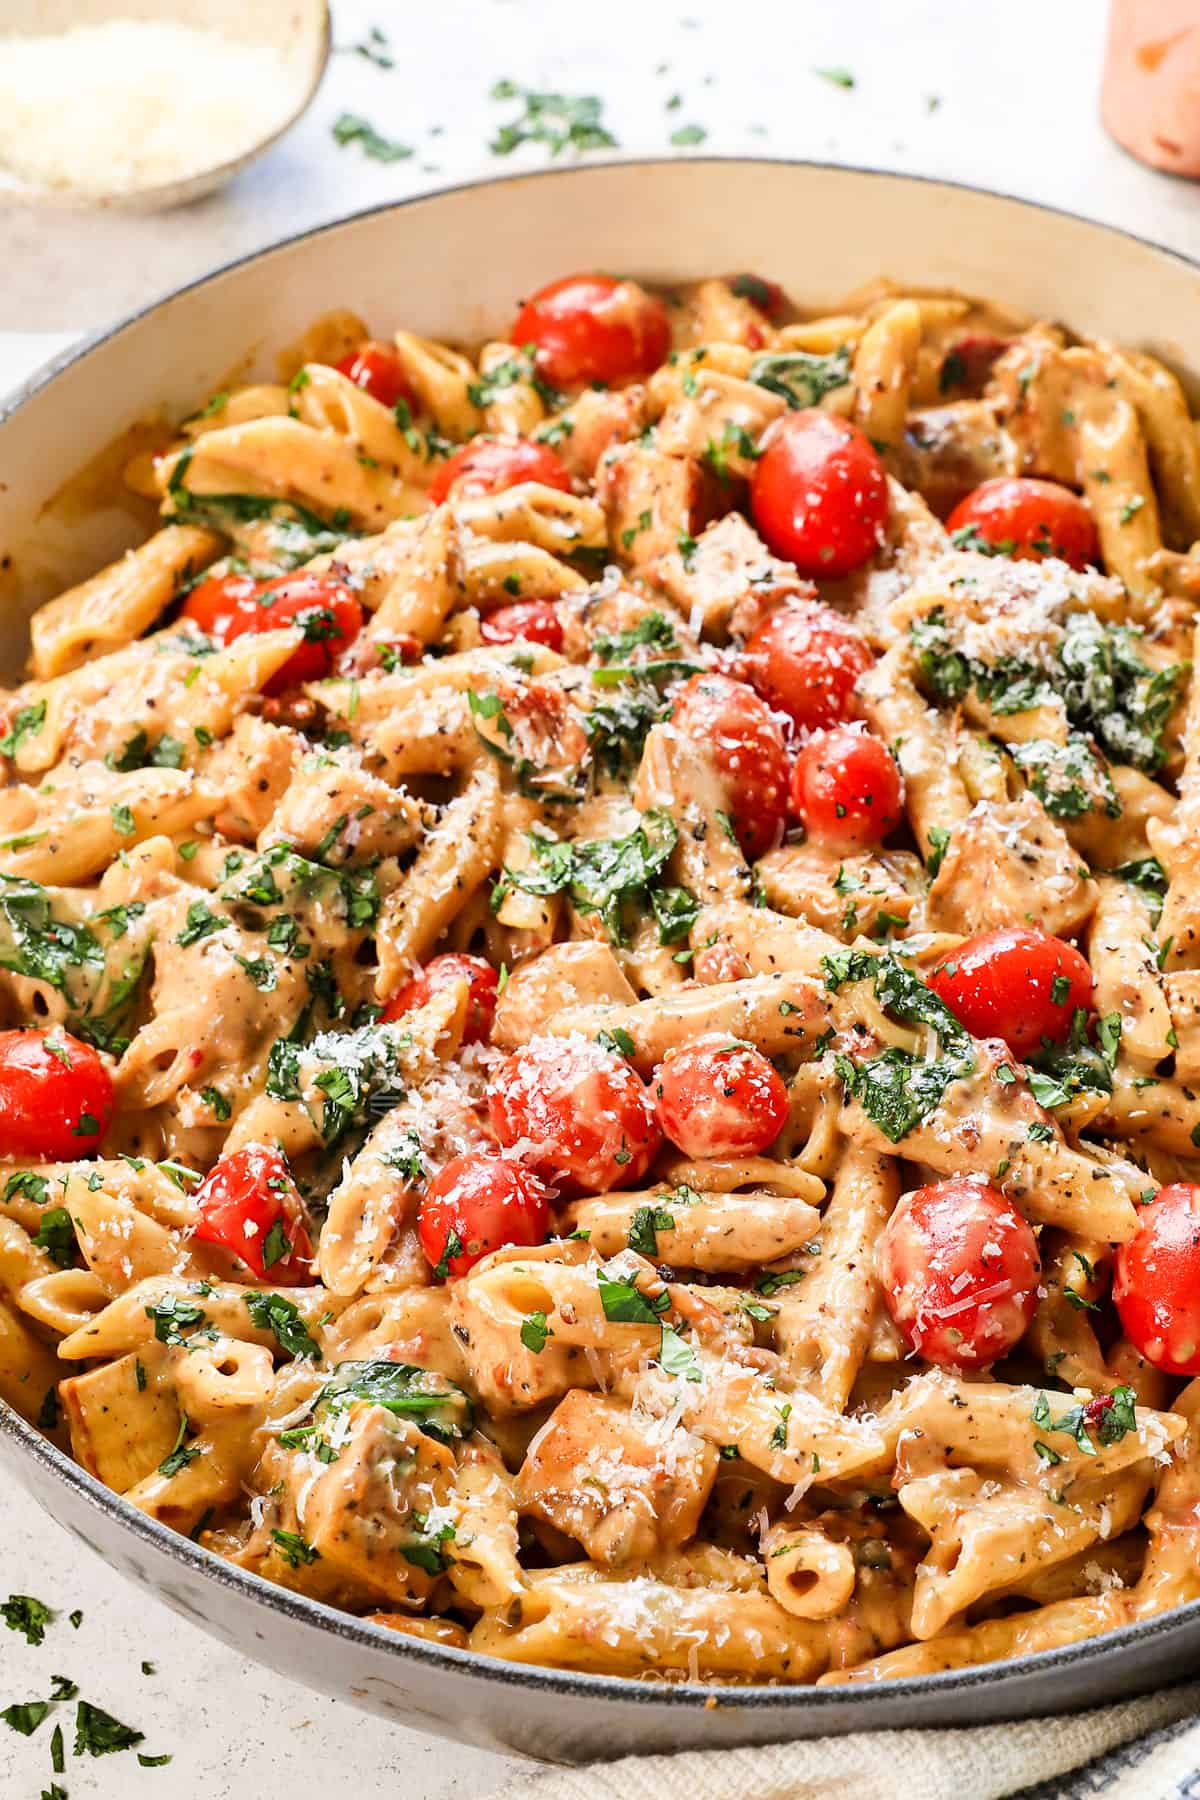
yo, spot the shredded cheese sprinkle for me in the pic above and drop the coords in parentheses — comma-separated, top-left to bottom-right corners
(0, 21, 302, 195)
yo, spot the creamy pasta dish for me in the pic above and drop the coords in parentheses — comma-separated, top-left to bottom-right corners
(6, 268, 1200, 1686)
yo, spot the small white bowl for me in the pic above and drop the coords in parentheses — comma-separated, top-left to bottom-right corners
(0, 0, 330, 211)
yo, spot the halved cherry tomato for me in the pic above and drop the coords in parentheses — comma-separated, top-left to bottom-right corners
(790, 723, 904, 849)
(489, 1036, 661, 1196)
(510, 274, 672, 389)
(926, 927, 1094, 1060)
(381, 953, 498, 1044)
(1115, 1184, 1200, 1375)
(191, 1143, 313, 1284)
(181, 570, 363, 691)
(946, 477, 1100, 570)
(670, 672, 790, 861)
(653, 1033, 788, 1159)
(428, 437, 573, 506)
(746, 601, 873, 732)
(0, 1029, 114, 1160)
(333, 341, 415, 412)
(480, 598, 564, 652)
(878, 1176, 1041, 1368)
(751, 410, 888, 578)
(418, 1152, 552, 1278)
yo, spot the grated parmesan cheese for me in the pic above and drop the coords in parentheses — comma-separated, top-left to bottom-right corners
(0, 21, 302, 196)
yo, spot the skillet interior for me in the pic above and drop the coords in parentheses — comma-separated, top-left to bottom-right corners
(3, 158, 1200, 1757)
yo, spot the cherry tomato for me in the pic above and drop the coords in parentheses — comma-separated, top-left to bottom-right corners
(191, 1144, 313, 1284)
(333, 341, 415, 412)
(510, 274, 672, 389)
(0, 1030, 114, 1160)
(653, 1033, 788, 1158)
(480, 598, 564, 652)
(790, 723, 904, 850)
(418, 1153, 551, 1278)
(946, 478, 1100, 570)
(428, 437, 573, 506)
(381, 953, 498, 1044)
(670, 672, 790, 861)
(181, 570, 363, 690)
(489, 1036, 661, 1196)
(746, 601, 873, 732)
(751, 410, 889, 577)
(926, 927, 1094, 1060)
(878, 1177, 1041, 1368)
(1115, 1184, 1200, 1375)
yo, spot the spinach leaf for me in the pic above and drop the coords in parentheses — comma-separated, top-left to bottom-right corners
(312, 1359, 473, 1445)
(0, 877, 103, 1002)
(748, 348, 851, 409)
(1011, 734, 1121, 821)
(493, 810, 679, 943)
(826, 952, 976, 1142)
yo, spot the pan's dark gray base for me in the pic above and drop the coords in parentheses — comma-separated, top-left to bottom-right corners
(4, 1404, 1199, 1761)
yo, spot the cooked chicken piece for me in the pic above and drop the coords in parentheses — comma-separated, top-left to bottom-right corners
(258, 749, 425, 865)
(492, 941, 637, 1048)
(925, 794, 1096, 938)
(518, 1390, 717, 1566)
(206, 714, 304, 842)
(653, 512, 814, 640)
(538, 384, 647, 483)
(1087, 877, 1174, 1072)
(756, 840, 924, 941)
(596, 443, 718, 574)
(671, 276, 777, 351)
(898, 399, 1018, 517)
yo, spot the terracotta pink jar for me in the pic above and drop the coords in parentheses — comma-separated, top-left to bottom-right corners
(1102, 0, 1200, 175)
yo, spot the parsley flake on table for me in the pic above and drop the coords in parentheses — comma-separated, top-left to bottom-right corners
(1, 1593, 54, 1645)
(73, 1699, 144, 1757)
(489, 83, 618, 158)
(331, 114, 413, 162)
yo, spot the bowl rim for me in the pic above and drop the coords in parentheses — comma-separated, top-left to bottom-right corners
(4, 151, 1200, 1715)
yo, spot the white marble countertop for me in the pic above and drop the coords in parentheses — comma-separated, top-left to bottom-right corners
(1, 1, 1199, 1795)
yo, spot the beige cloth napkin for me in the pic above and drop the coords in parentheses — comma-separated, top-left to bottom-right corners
(487, 1680, 1200, 1800)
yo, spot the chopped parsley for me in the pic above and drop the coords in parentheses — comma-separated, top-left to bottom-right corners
(519, 1311, 553, 1353)
(1113, 856, 1167, 924)
(0, 700, 46, 759)
(331, 113, 413, 161)
(32, 1207, 77, 1269)
(145, 1294, 210, 1347)
(271, 1529, 320, 1569)
(627, 1205, 676, 1257)
(73, 1700, 144, 1757)
(925, 825, 951, 878)
(158, 1415, 199, 1478)
(489, 82, 617, 157)
(1, 1594, 53, 1645)
(175, 902, 227, 948)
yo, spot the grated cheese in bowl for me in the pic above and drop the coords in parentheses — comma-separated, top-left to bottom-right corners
(0, 20, 307, 198)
